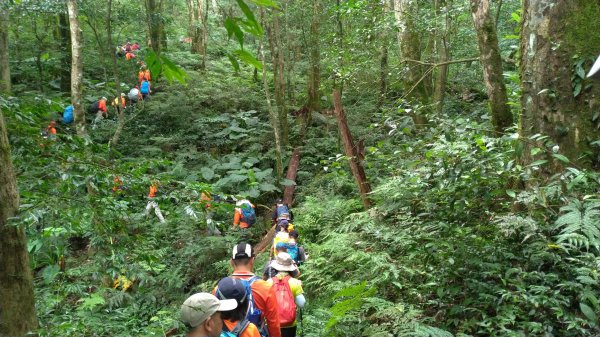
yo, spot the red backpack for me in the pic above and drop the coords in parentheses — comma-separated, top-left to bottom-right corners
(272, 276, 297, 327)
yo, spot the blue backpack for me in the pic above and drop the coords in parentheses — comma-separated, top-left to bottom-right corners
(241, 204, 256, 226)
(220, 319, 250, 337)
(140, 81, 150, 94)
(230, 276, 267, 336)
(276, 204, 290, 220)
(63, 105, 74, 124)
(287, 242, 299, 263)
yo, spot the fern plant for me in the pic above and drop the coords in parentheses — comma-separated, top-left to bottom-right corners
(553, 199, 600, 251)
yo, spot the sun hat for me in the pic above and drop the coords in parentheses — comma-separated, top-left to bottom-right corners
(232, 243, 253, 260)
(270, 252, 297, 272)
(215, 277, 248, 303)
(181, 292, 237, 328)
(101, 96, 107, 101)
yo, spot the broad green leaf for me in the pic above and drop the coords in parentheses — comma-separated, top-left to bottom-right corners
(580, 302, 598, 325)
(224, 18, 244, 47)
(233, 49, 262, 69)
(506, 190, 516, 198)
(201, 167, 215, 181)
(552, 153, 570, 163)
(227, 53, 240, 72)
(528, 159, 548, 167)
(236, 0, 263, 36)
(248, 0, 280, 8)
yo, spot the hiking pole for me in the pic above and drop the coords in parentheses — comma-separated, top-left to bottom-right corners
(299, 308, 305, 337)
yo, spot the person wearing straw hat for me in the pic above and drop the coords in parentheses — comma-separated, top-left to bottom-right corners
(181, 292, 238, 337)
(267, 252, 306, 337)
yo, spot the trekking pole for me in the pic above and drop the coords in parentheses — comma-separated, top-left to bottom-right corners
(299, 308, 305, 337)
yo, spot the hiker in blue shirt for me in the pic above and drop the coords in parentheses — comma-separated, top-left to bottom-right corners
(272, 198, 293, 225)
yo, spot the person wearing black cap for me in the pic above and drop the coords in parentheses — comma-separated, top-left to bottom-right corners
(227, 242, 282, 337)
(181, 292, 237, 337)
(216, 277, 262, 337)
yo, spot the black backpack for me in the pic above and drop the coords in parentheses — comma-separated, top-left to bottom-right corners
(88, 101, 99, 113)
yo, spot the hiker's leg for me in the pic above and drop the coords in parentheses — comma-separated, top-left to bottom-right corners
(281, 326, 297, 337)
(154, 203, 165, 222)
(145, 201, 153, 215)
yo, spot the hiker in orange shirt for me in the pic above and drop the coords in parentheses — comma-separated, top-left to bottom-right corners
(145, 181, 165, 222)
(233, 198, 256, 229)
(46, 121, 57, 140)
(111, 93, 127, 115)
(138, 65, 151, 85)
(223, 243, 282, 337)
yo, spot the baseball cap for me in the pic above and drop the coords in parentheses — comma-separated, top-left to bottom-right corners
(232, 243, 253, 260)
(181, 292, 237, 328)
(215, 277, 247, 303)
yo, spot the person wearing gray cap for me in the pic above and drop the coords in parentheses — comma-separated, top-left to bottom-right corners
(181, 292, 238, 337)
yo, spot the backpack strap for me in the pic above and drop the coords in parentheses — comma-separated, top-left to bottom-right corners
(230, 319, 250, 337)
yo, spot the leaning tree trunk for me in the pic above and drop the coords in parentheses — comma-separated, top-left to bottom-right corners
(470, 0, 512, 133)
(520, 0, 600, 168)
(58, 12, 71, 93)
(67, 0, 86, 136)
(394, 0, 428, 126)
(0, 108, 38, 337)
(332, 90, 372, 210)
(0, 4, 11, 94)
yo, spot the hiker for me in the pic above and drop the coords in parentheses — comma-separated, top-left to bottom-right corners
(201, 191, 221, 236)
(287, 230, 307, 266)
(125, 51, 136, 60)
(128, 86, 142, 105)
(233, 198, 257, 230)
(272, 221, 290, 256)
(267, 252, 306, 337)
(63, 105, 74, 124)
(138, 66, 151, 85)
(112, 93, 127, 114)
(145, 181, 166, 223)
(272, 199, 293, 225)
(140, 80, 151, 100)
(46, 121, 57, 140)
(263, 242, 299, 280)
(131, 42, 140, 51)
(112, 176, 125, 195)
(90, 97, 108, 123)
(226, 243, 281, 337)
(181, 292, 238, 337)
(215, 277, 263, 337)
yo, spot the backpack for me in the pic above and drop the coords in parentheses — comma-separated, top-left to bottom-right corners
(88, 101, 99, 113)
(227, 276, 267, 336)
(287, 242, 299, 263)
(220, 319, 250, 337)
(276, 204, 290, 220)
(63, 106, 74, 124)
(140, 81, 150, 94)
(272, 275, 297, 327)
(241, 204, 256, 226)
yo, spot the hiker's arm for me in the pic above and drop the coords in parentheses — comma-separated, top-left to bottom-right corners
(232, 209, 240, 227)
(295, 294, 306, 308)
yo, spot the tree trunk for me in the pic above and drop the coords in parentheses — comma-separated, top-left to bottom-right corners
(266, 12, 288, 146)
(108, 0, 124, 147)
(520, 0, 600, 167)
(158, 0, 167, 51)
(145, 0, 161, 55)
(470, 0, 512, 133)
(58, 12, 71, 93)
(283, 147, 301, 206)
(0, 5, 11, 94)
(394, 0, 427, 126)
(67, 0, 86, 137)
(260, 37, 283, 179)
(433, 0, 450, 114)
(332, 90, 372, 210)
(306, 0, 321, 120)
(0, 108, 38, 337)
